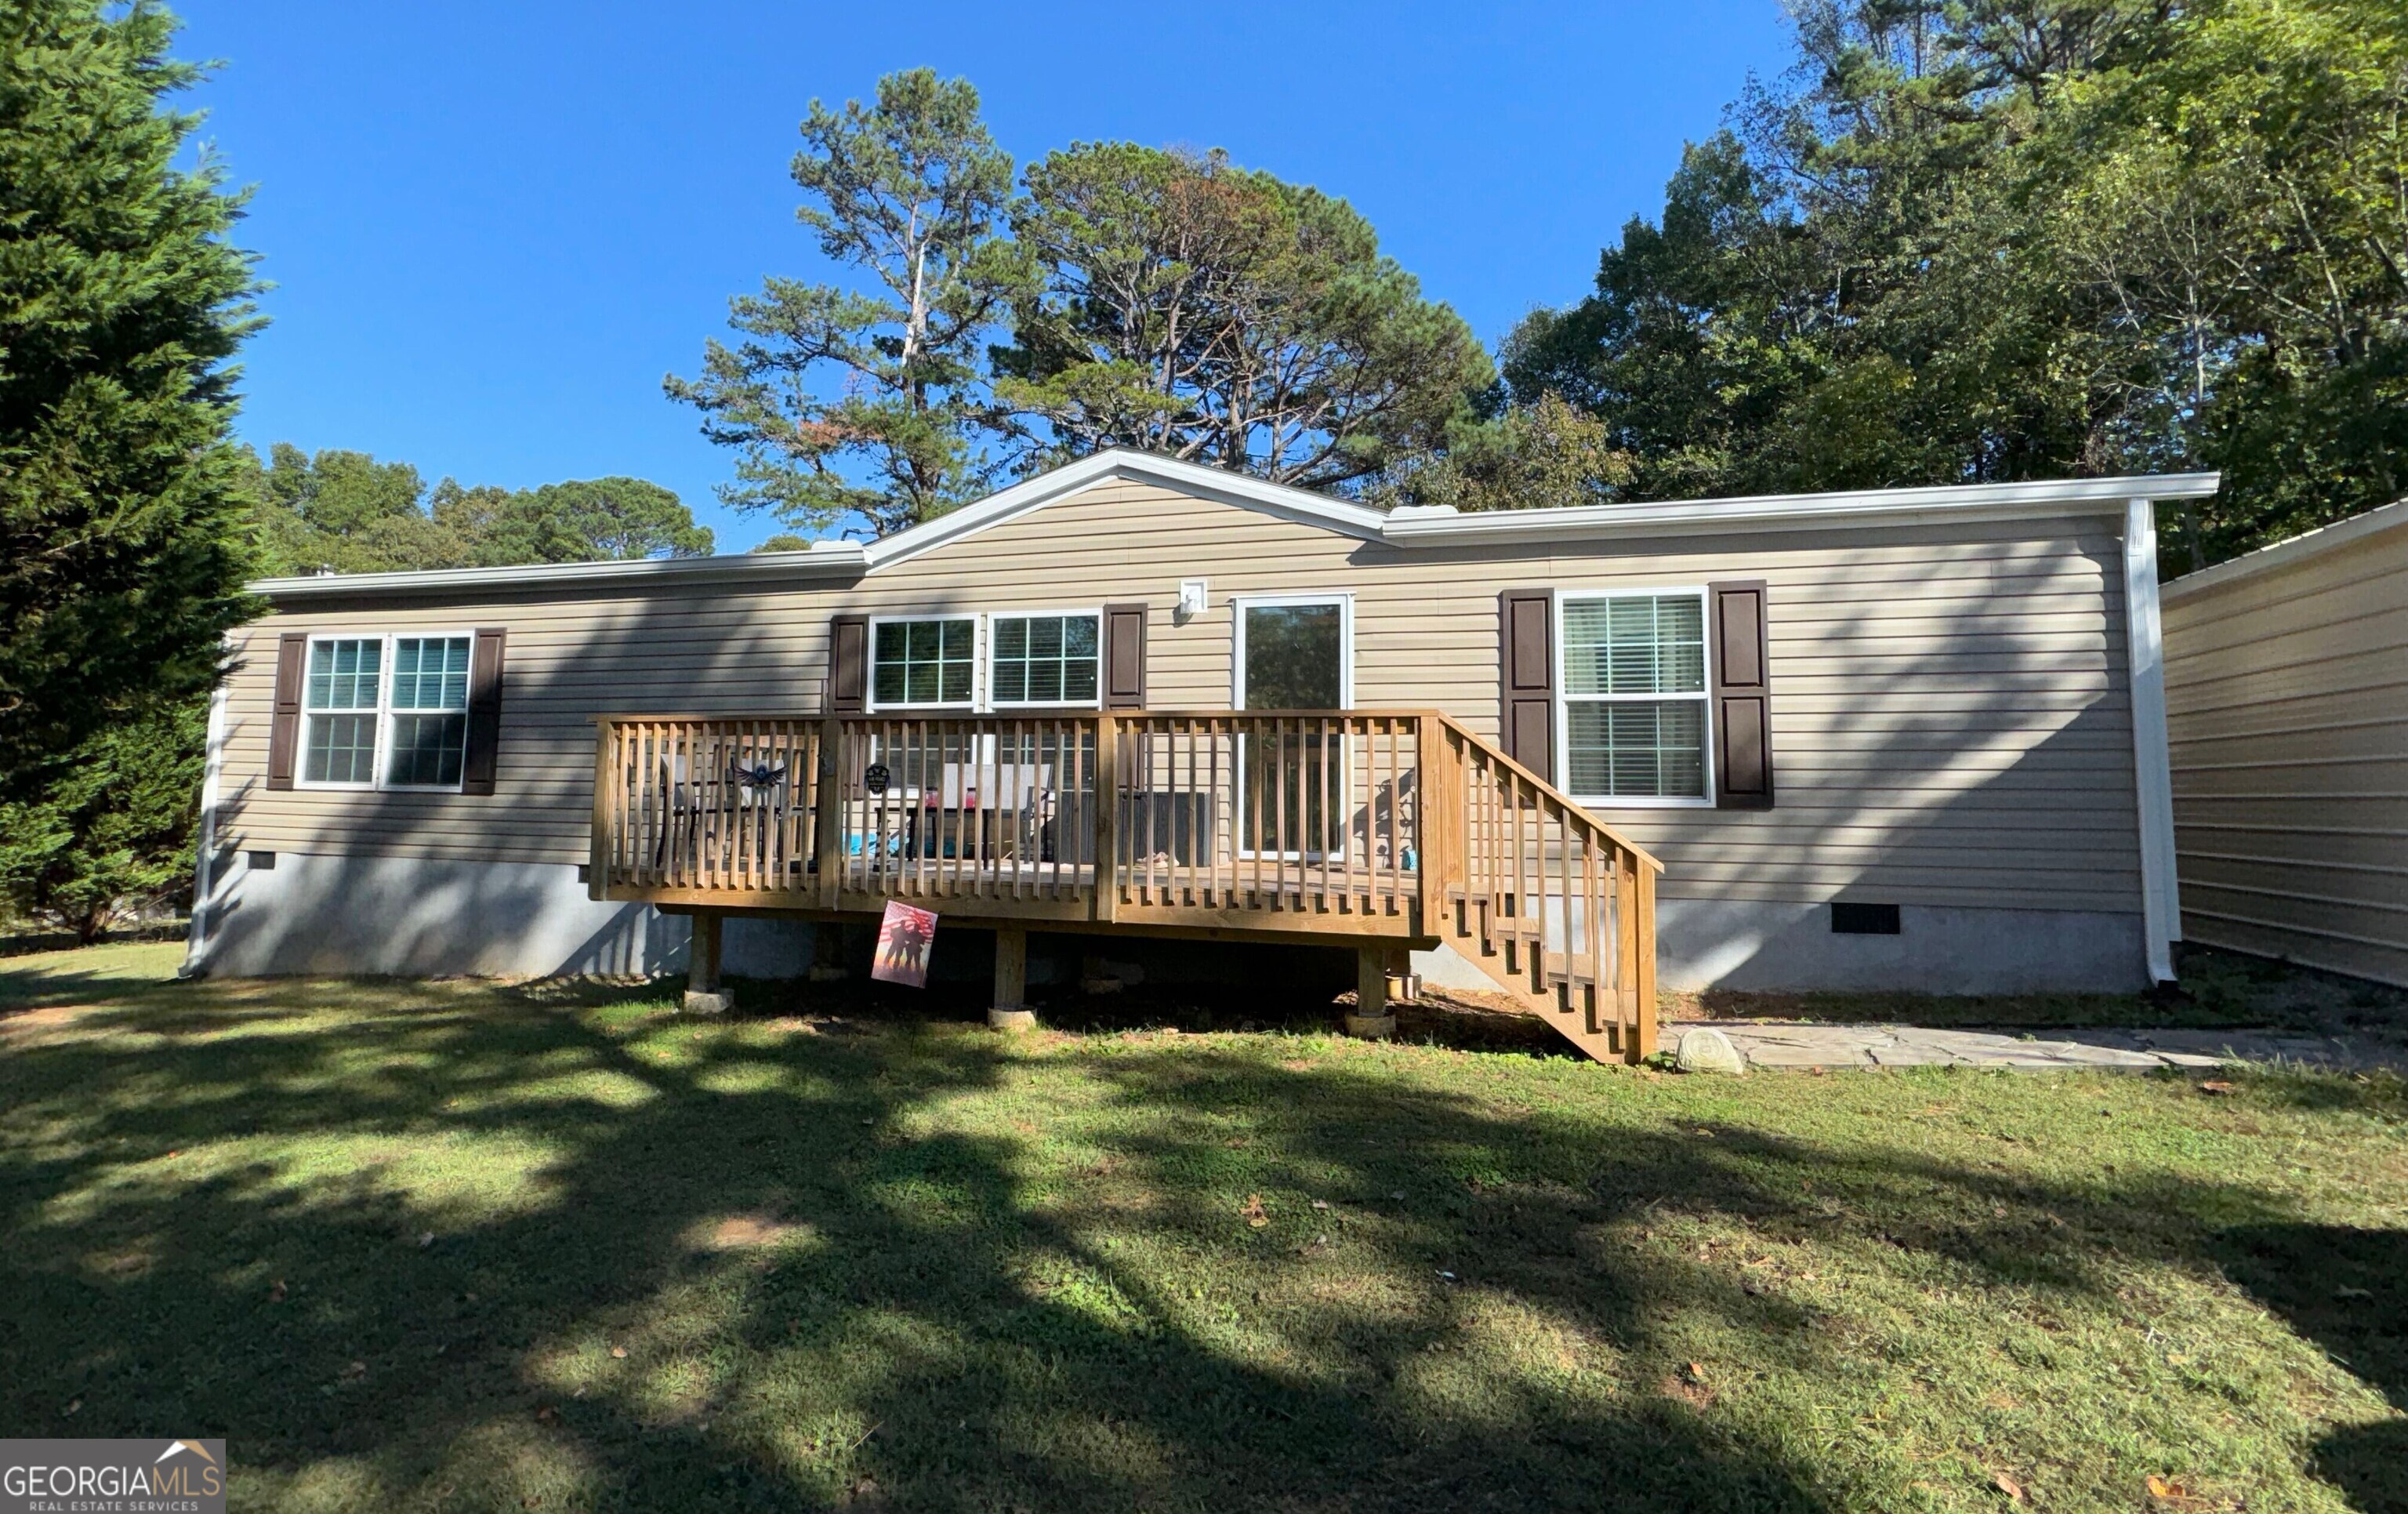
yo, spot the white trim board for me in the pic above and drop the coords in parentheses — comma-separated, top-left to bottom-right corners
(2160, 496, 2408, 605)
(2122, 498, 2181, 982)
(250, 448, 2223, 604)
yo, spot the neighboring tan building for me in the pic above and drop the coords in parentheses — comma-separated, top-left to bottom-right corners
(183, 448, 2213, 1044)
(2163, 499, 2408, 988)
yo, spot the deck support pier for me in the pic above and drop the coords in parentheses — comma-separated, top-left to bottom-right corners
(1344, 946, 1395, 1039)
(988, 928, 1035, 1032)
(808, 920, 849, 982)
(684, 909, 731, 1015)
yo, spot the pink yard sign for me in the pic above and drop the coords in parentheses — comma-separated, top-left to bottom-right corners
(871, 900, 937, 988)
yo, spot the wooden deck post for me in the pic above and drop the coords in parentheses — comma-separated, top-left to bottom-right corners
(813, 716, 844, 909)
(989, 928, 1035, 1032)
(1344, 943, 1394, 1039)
(1092, 713, 1119, 923)
(684, 909, 730, 1015)
(1632, 864, 1658, 1062)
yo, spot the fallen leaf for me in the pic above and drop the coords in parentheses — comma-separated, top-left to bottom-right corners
(611, 1345, 628, 1359)
(1806, 1066, 1828, 1077)
(1241, 1193, 1269, 1229)
(1992, 1470, 2026, 1502)
(2147, 1473, 2192, 1499)
(269, 1279, 287, 1303)
(535, 1404, 559, 1425)
(1683, 1361, 1707, 1382)
(2198, 1080, 2236, 1096)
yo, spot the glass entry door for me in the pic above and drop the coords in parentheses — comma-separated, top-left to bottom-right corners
(1238, 600, 1347, 858)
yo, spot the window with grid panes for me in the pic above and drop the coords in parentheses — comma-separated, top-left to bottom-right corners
(1560, 593, 1710, 799)
(871, 619, 975, 707)
(385, 636, 473, 787)
(303, 637, 383, 784)
(989, 613, 1100, 706)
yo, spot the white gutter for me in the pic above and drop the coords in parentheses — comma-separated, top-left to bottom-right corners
(250, 539, 868, 601)
(1383, 472, 2224, 544)
(2122, 498, 2181, 982)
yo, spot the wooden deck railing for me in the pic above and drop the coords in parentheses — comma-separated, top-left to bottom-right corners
(589, 710, 1661, 1058)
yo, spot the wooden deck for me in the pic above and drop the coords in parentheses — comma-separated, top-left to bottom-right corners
(589, 711, 1661, 1062)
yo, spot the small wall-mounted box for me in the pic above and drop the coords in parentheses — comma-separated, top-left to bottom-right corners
(1177, 579, 1209, 616)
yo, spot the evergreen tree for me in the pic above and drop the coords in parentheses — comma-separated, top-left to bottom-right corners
(0, 0, 259, 798)
(997, 143, 1491, 488)
(667, 69, 1022, 539)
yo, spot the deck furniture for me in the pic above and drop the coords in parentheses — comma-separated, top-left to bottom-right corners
(590, 711, 1660, 1063)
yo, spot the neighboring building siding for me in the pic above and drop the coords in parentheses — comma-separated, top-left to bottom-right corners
(2163, 503, 2408, 986)
(216, 477, 2143, 917)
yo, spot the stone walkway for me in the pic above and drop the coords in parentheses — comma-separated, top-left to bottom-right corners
(1668, 1020, 2408, 1073)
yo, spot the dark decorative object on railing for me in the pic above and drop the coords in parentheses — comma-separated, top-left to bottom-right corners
(730, 761, 788, 792)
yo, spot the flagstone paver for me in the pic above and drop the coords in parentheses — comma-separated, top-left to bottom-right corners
(1667, 1020, 2406, 1073)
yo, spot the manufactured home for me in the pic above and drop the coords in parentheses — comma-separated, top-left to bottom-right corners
(183, 449, 2215, 1062)
(2163, 498, 2408, 988)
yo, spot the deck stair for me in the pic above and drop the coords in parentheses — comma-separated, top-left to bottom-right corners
(588, 710, 1659, 1062)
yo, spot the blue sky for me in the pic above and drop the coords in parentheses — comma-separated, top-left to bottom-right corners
(175, 1, 1794, 552)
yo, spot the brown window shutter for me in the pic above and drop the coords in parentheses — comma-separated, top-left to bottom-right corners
(1498, 589, 1555, 782)
(267, 632, 307, 790)
(829, 615, 869, 713)
(1102, 603, 1148, 710)
(1708, 579, 1774, 809)
(461, 628, 507, 796)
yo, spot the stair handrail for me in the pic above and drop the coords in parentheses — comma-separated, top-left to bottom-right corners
(1423, 711, 1665, 876)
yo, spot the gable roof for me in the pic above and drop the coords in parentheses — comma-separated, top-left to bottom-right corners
(249, 447, 2222, 602)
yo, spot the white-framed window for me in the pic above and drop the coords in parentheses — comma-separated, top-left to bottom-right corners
(385, 636, 474, 787)
(989, 610, 1101, 707)
(1558, 590, 1713, 805)
(299, 631, 477, 792)
(869, 615, 977, 710)
(301, 637, 383, 787)
(1230, 593, 1354, 710)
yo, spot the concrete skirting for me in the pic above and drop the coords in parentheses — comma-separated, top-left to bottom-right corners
(1414, 899, 2149, 995)
(187, 851, 684, 978)
(191, 852, 2146, 996)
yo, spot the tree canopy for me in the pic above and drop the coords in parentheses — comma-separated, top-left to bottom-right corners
(244, 444, 711, 575)
(665, 69, 1022, 539)
(1496, 0, 2407, 563)
(675, 74, 1488, 536)
(995, 144, 1489, 488)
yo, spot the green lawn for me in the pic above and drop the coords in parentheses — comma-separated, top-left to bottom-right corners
(2, 943, 2403, 1512)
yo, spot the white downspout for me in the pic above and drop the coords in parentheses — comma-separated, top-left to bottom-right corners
(180, 675, 233, 977)
(2122, 497, 2181, 982)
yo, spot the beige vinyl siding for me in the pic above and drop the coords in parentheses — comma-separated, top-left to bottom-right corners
(218, 478, 2142, 914)
(2164, 508, 2408, 985)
